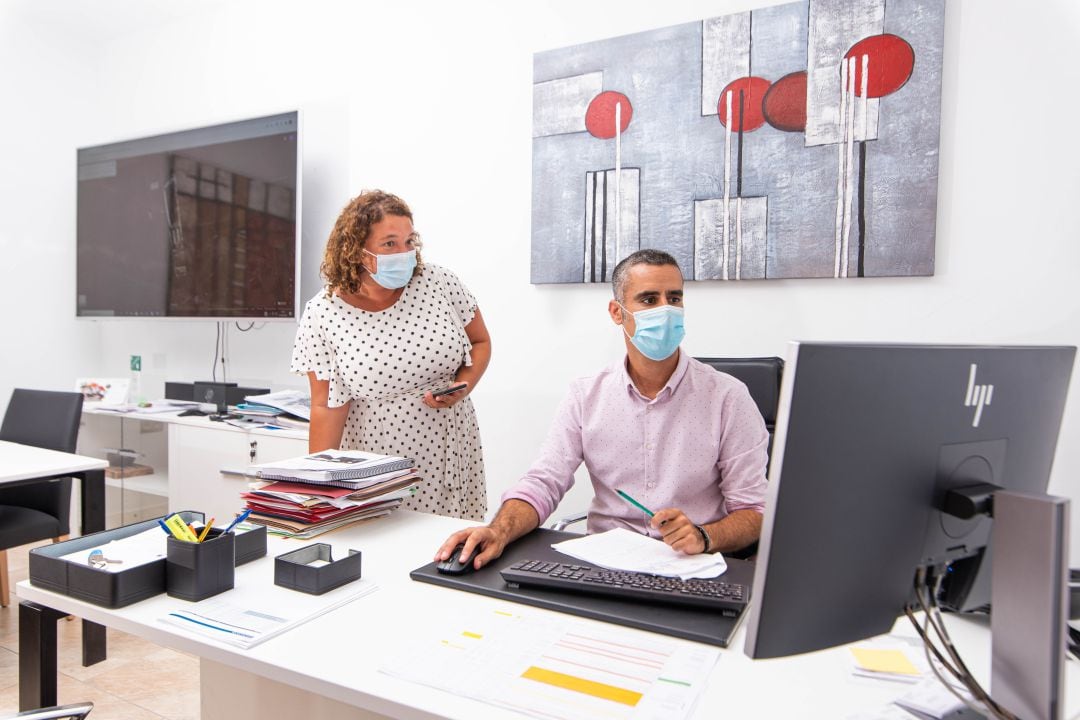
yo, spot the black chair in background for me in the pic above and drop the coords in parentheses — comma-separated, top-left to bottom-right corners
(0, 389, 85, 607)
(551, 356, 784, 560)
(694, 356, 784, 463)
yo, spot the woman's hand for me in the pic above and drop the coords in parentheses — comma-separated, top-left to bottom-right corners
(422, 380, 470, 409)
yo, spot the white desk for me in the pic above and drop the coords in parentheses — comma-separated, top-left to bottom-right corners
(16, 510, 1080, 719)
(1, 439, 110, 669)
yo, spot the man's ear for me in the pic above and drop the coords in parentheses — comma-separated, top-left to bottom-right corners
(608, 299, 624, 326)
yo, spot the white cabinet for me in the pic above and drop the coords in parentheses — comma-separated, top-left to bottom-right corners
(169, 423, 307, 523)
(78, 413, 171, 528)
(81, 407, 308, 528)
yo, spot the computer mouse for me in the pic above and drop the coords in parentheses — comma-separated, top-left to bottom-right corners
(436, 543, 477, 575)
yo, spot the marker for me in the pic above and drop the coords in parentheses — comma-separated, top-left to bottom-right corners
(157, 519, 172, 535)
(221, 508, 252, 535)
(163, 513, 200, 542)
(616, 490, 655, 518)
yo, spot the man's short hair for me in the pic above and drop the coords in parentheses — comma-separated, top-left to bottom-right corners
(611, 249, 683, 302)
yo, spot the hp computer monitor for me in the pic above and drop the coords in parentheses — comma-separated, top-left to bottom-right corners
(744, 342, 1074, 660)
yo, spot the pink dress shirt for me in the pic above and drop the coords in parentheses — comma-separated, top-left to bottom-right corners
(502, 351, 769, 538)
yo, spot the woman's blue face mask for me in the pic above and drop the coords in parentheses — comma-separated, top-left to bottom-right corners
(618, 303, 685, 361)
(365, 249, 417, 289)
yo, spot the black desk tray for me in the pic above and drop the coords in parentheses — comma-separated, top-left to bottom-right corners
(28, 513, 265, 609)
(411, 528, 755, 647)
(29, 511, 205, 609)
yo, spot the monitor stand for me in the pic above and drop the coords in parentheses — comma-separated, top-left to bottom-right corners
(989, 490, 1068, 720)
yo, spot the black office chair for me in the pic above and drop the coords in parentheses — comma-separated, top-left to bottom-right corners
(694, 356, 784, 463)
(0, 389, 85, 607)
(551, 357, 784, 559)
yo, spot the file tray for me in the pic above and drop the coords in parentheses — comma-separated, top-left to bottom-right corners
(28, 511, 205, 609)
(410, 528, 755, 648)
(234, 523, 267, 565)
(274, 544, 362, 595)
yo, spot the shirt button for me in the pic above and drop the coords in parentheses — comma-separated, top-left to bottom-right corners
(647, 482, 655, 489)
(646, 443, 653, 449)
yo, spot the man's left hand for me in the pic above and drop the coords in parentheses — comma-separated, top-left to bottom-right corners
(651, 508, 706, 554)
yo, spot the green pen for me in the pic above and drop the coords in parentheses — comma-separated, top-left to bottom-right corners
(616, 489, 655, 518)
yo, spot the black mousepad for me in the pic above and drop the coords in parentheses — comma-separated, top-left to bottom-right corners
(410, 527, 754, 647)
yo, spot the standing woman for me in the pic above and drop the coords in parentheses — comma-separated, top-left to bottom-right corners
(291, 190, 489, 521)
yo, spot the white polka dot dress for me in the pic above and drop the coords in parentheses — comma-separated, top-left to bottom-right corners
(290, 264, 487, 521)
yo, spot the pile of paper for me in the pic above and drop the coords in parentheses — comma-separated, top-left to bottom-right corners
(243, 449, 420, 538)
(233, 389, 313, 428)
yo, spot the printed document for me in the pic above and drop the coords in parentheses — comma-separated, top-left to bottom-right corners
(159, 578, 377, 649)
(551, 528, 727, 580)
(381, 607, 719, 720)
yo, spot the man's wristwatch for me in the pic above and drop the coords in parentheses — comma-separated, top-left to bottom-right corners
(694, 524, 712, 553)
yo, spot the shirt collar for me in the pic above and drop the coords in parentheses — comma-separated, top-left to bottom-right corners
(621, 349, 690, 402)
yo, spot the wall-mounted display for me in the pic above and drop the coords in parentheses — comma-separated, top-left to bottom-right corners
(531, 0, 944, 284)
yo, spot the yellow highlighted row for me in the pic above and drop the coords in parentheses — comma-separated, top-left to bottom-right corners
(521, 666, 642, 706)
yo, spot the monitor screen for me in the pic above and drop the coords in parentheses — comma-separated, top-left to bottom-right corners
(744, 342, 1075, 660)
(76, 111, 300, 319)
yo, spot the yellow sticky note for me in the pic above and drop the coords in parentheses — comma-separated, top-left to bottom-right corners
(850, 648, 920, 676)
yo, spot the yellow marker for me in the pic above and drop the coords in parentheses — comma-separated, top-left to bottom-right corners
(521, 666, 642, 706)
(163, 514, 200, 543)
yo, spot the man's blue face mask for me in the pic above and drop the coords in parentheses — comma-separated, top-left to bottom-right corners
(365, 249, 417, 289)
(618, 303, 685, 361)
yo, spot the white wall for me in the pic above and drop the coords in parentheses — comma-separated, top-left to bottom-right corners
(2, 0, 1078, 558)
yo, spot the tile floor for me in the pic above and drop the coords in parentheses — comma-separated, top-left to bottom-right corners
(0, 540, 200, 719)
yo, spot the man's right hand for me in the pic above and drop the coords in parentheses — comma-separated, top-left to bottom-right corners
(434, 525, 509, 571)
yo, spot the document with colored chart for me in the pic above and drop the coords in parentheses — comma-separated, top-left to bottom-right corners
(379, 607, 719, 719)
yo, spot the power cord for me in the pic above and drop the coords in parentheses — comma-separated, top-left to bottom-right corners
(906, 568, 1018, 720)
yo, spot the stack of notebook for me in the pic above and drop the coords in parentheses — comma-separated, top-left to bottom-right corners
(243, 449, 419, 538)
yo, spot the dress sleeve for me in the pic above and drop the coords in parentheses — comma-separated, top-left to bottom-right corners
(289, 296, 351, 407)
(433, 265, 478, 327)
(290, 297, 334, 380)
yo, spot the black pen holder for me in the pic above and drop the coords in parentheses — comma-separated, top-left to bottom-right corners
(274, 544, 362, 595)
(166, 528, 235, 601)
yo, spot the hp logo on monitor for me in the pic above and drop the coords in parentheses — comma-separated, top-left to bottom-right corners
(964, 364, 994, 428)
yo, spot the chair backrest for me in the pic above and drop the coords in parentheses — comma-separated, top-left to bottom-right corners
(0, 389, 84, 530)
(0, 389, 84, 453)
(694, 356, 784, 431)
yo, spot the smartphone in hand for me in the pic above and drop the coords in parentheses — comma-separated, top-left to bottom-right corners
(431, 383, 467, 398)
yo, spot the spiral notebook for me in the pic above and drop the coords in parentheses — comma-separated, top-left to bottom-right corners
(251, 449, 414, 484)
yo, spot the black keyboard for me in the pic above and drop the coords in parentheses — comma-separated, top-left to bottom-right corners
(500, 559, 748, 615)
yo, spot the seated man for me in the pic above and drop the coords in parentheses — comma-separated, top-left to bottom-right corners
(436, 249, 769, 570)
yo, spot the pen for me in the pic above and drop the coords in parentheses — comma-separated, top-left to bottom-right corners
(221, 508, 252, 535)
(616, 490, 655, 518)
(157, 519, 171, 535)
(196, 519, 215, 543)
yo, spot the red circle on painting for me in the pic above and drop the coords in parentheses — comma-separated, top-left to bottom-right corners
(844, 34, 915, 98)
(585, 91, 633, 139)
(717, 76, 771, 132)
(762, 71, 807, 132)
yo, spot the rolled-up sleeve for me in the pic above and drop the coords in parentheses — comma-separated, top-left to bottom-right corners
(501, 386, 585, 525)
(716, 384, 769, 515)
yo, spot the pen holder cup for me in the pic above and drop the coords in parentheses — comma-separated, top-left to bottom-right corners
(166, 529, 235, 601)
(274, 544, 362, 595)
(233, 524, 267, 566)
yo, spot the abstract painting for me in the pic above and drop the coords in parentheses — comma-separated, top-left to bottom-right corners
(531, 0, 945, 283)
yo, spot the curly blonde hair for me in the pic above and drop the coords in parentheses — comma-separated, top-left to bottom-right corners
(320, 190, 425, 295)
